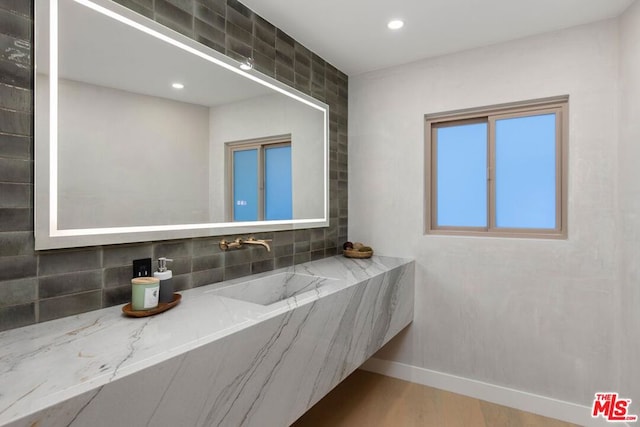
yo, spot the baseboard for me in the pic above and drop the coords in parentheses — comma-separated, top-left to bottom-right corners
(360, 358, 628, 427)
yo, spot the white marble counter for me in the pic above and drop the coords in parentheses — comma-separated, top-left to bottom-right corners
(0, 255, 413, 427)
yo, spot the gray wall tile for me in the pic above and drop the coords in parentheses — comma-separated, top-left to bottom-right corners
(225, 247, 252, 266)
(0, 83, 31, 111)
(310, 240, 324, 251)
(310, 249, 325, 261)
(0, 133, 30, 159)
(0, 108, 31, 135)
(272, 231, 293, 245)
(195, 4, 224, 28)
(226, 6, 251, 33)
(39, 291, 102, 322)
(226, 0, 252, 18)
(155, 14, 193, 38)
(0, 302, 34, 331)
(275, 255, 293, 269)
(192, 267, 223, 287)
(0, 33, 29, 65)
(196, 0, 225, 18)
(226, 34, 252, 61)
(226, 21, 252, 46)
(0, 1, 32, 18)
(195, 18, 225, 47)
(112, 0, 153, 19)
(165, 0, 194, 14)
(103, 284, 130, 306)
(0, 231, 33, 255)
(254, 15, 274, 45)
(169, 257, 191, 275)
(252, 49, 275, 76)
(0, 254, 35, 281)
(39, 270, 102, 299)
(104, 265, 132, 289)
(172, 273, 193, 291)
(0, 58, 31, 87)
(224, 263, 251, 280)
(249, 245, 273, 262)
(0, 277, 35, 307)
(192, 237, 223, 256)
(192, 254, 224, 271)
(251, 259, 274, 274)
(155, 0, 193, 30)
(0, 9, 31, 40)
(0, 157, 30, 182)
(103, 244, 153, 268)
(294, 253, 311, 264)
(274, 244, 293, 257)
(275, 62, 294, 86)
(153, 240, 192, 259)
(39, 249, 101, 276)
(294, 241, 310, 254)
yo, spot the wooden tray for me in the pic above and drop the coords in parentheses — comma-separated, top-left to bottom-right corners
(343, 249, 373, 259)
(122, 293, 181, 317)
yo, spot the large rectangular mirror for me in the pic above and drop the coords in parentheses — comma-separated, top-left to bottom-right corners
(35, 0, 329, 249)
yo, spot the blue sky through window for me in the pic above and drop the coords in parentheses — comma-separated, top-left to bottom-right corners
(265, 145, 292, 220)
(436, 122, 487, 227)
(495, 114, 556, 228)
(233, 149, 258, 221)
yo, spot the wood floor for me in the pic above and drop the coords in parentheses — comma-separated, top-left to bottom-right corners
(292, 370, 579, 427)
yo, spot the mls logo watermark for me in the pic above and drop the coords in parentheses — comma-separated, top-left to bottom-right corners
(592, 393, 638, 423)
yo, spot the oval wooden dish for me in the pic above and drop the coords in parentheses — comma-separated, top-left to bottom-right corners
(343, 249, 374, 259)
(122, 293, 182, 318)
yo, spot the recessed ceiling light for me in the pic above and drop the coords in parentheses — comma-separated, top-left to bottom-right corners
(387, 19, 404, 30)
(172, 82, 184, 89)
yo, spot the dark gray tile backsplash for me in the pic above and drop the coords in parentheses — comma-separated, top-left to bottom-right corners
(0, 0, 348, 332)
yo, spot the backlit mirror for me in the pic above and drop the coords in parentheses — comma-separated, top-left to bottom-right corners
(35, 0, 329, 249)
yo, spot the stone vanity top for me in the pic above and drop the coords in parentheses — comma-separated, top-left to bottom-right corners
(0, 255, 411, 426)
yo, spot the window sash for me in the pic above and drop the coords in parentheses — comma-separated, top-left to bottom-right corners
(425, 97, 568, 239)
(226, 136, 291, 221)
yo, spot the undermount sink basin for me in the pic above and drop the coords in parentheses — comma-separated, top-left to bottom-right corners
(208, 272, 339, 306)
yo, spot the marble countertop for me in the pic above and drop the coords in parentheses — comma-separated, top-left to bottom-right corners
(0, 255, 411, 426)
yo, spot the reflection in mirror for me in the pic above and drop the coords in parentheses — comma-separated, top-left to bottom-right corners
(35, 0, 329, 249)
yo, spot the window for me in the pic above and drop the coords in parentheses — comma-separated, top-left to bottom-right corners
(425, 96, 568, 238)
(227, 136, 292, 221)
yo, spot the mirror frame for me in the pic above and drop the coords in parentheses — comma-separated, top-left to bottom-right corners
(35, 0, 329, 250)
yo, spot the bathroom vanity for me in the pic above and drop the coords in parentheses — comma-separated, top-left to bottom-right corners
(0, 255, 413, 427)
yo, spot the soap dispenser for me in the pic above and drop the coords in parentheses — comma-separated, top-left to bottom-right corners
(154, 257, 174, 303)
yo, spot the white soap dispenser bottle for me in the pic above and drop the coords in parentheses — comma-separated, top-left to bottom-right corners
(154, 257, 174, 303)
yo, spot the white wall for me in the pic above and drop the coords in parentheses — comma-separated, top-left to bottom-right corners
(618, 0, 640, 405)
(208, 93, 325, 222)
(53, 78, 210, 228)
(350, 19, 622, 406)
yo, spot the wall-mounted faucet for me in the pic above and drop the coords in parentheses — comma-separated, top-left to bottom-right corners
(219, 236, 272, 252)
(243, 236, 272, 251)
(219, 238, 243, 251)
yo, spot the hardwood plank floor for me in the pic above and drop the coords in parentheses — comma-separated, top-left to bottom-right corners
(293, 370, 579, 427)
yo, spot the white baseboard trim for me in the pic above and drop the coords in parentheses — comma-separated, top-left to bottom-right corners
(360, 358, 628, 427)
